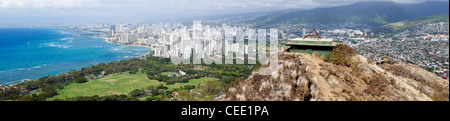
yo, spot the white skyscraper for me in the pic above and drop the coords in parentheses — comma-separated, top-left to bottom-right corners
(193, 21, 202, 39)
(302, 28, 306, 38)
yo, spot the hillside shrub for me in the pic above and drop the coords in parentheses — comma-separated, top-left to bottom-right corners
(326, 43, 357, 67)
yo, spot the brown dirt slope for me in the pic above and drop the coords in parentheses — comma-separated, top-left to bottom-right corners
(221, 52, 449, 101)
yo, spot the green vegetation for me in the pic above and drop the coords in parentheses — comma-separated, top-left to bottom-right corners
(0, 57, 147, 101)
(168, 77, 218, 90)
(129, 69, 138, 74)
(74, 76, 87, 83)
(246, 1, 412, 27)
(129, 89, 145, 97)
(1, 51, 259, 101)
(373, 13, 449, 35)
(56, 77, 221, 101)
(160, 72, 173, 76)
(47, 70, 162, 100)
(47, 70, 217, 100)
(175, 80, 225, 101)
(144, 55, 256, 86)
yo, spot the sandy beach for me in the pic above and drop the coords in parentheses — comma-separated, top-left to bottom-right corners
(103, 37, 153, 57)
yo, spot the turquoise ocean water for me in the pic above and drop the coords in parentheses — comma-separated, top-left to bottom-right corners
(0, 28, 150, 84)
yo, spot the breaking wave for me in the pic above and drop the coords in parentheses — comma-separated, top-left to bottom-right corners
(46, 43, 72, 49)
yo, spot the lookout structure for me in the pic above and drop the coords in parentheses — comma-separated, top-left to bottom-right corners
(285, 30, 336, 56)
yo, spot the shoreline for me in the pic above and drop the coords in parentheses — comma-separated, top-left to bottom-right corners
(0, 37, 153, 86)
(103, 38, 153, 57)
(103, 37, 153, 49)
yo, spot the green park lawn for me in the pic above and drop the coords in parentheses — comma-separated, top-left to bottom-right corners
(47, 70, 217, 100)
(167, 77, 218, 90)
(48, 70, 163, 100)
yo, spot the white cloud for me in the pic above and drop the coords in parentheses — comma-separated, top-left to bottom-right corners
(0, 0, 435, 10)
(0, 0, 98, 9)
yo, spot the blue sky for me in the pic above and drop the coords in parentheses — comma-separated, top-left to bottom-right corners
(0, 0, 448, 24)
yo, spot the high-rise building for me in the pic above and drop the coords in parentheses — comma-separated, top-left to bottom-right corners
(110, 25, 116, 32)
(302, 28, 306, 38)
(120, 34, 128, 44)
(193, 21, 202, 38)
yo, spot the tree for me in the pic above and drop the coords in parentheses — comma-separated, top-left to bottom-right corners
(129, 69, 138, 74)
(221, 76, 234, 84)
(146, 96, 156, 101)
(8, 93, 19, 100)
(156, 84, 168, 90)
(154, 96, 162, 101)
(126, 96, 139, 101)
(18, 95, 35, 101)
(129, 89, 145, 97)
(75, 76, 87, 83)
(199, 80, 224, 95)
(166, 80, 175, 85)
(38, 87, 59, 99)
(181, 85, 196, 90)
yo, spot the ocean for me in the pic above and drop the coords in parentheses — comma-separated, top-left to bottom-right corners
(0, 28, 151, 84)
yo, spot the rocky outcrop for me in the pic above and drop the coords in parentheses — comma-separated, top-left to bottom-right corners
(221, 52, 449, 101)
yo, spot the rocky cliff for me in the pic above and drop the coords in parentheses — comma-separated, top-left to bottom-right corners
(221, 52, 449, 101)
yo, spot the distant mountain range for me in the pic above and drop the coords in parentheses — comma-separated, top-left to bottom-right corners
(372, 13, 449, 35)
(202, 1, 449, 28)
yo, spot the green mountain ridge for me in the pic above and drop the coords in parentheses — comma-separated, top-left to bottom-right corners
(261, 1, 409, 27)
(372, 13, 449, 35)
(203, 1, 449, 28)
